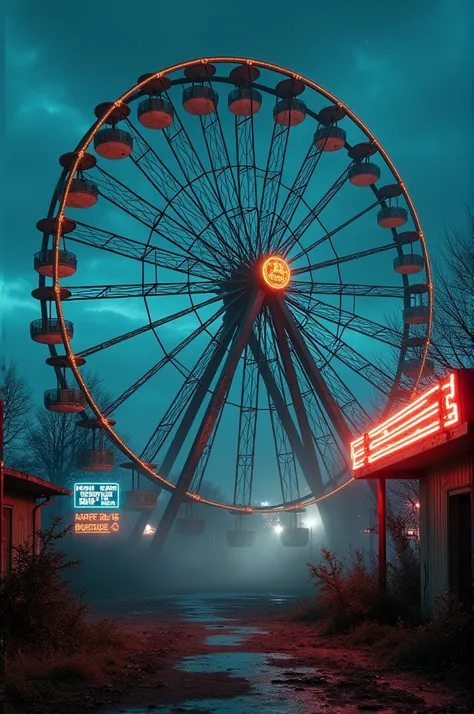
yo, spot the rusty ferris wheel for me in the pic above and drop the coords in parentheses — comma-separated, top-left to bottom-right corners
(31, 57, 433, 549)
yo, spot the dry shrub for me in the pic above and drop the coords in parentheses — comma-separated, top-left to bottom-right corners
(308, 547, 380, 634)
(389, 593, 474, 675)
(1, 516, 87, 653)
(1, 517, 138, 713)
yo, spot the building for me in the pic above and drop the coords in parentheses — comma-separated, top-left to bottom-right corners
(351, 369, 474, 615)
(2, 467, 72, 573)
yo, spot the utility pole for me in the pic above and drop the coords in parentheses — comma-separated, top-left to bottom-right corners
(378, 477, 387, 599)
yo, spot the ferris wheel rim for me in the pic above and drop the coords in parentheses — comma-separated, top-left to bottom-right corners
(41, 56, 432, 514)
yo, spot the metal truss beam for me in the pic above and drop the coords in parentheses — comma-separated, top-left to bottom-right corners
(150, 292, 264, 551)
(275, 299, 353, 447)
(69, 221, 217, 280)
(248, 332, 307, 475)
(233, 339, 260, 507)
(268, 301, 325, 495)
(66, 281, 222, 301)
(78, 291, 235, 359)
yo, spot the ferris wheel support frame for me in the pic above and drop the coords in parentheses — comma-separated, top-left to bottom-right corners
(150, 291, 265, 551)
(150, 287, 368, 551)
(269, 300, 324, 493)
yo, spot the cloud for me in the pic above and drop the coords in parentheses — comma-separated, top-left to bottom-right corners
(83, 302, 145, 321)
(3, 278, 37, 314)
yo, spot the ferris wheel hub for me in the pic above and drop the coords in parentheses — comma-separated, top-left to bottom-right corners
(261, 255, 291, 290)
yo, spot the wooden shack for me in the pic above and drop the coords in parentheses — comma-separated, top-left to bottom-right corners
(2, 468, 72, 572)
(351, 369, 474, 614)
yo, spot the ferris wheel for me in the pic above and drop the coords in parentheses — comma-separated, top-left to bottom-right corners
(31, 57, 432, 549)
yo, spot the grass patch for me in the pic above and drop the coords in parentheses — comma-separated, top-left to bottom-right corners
(2, 518, 144, 714)
(6, 617, 142, 713)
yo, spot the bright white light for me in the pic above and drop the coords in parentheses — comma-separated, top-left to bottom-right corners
(143, 524, 155, 536)
(261, 501, 269, 507)
(274, 524, 284, 534)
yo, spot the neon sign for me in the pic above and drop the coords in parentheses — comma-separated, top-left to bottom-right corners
(262, 256, 291, 289)
(351, 372, 460, 471)
(74, 511, 120, 534)
(74, 483, 120, 509)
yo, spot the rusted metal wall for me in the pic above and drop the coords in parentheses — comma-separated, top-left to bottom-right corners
(420, 454, 473, 615)
(3, 490, 39, 556)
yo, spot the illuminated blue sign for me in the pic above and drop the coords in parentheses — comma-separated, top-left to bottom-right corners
(74, 483, 120, 509)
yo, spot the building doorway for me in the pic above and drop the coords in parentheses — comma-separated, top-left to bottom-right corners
(448, 490, 472, 605)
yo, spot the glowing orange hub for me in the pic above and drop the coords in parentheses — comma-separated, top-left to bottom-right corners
(262, 256, 291, 290)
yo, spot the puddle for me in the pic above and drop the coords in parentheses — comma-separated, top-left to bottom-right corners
(126, 611, 154, 615)
(171, 651, 319, 712)
(104, 594, 326, 714)
(204, 625, 268, 647)
(205, 634, 246, 646)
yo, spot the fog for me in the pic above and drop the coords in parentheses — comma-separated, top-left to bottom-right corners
(51, 479, 371, 600)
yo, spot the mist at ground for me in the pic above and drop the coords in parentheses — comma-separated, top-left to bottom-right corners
(50, 479, 371, 600)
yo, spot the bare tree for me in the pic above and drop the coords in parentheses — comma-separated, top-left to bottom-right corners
(17, 372, 116, 488)
(4, 363, 34, 462)
(430, 214, 474, 370)
(368, 213, 473, 531)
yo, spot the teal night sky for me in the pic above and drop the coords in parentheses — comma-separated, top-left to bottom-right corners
(4, 0, 472, 505)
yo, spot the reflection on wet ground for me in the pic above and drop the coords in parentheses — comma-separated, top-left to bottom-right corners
(106, 592, 327, 714)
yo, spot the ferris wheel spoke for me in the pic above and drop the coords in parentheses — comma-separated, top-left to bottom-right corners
(124, 118, 242, 266)
(150, 292, 265, 550)
(249, 327, 305, 496)
(77, 290, 237, 359)
(91, 166, 231, 274)
(289, 281, 405, 299)
(268, 143, 324, 254)
(267, 391, 300, 504)
(262, 314, 300, 503)
(68, 221, 218, 280)
(103, 295, 241, 417)
(310, 349, 371, 432)
(273, 298, 353, 447)
(198, 105, 249, 258)
(268, 303, 325, 494)
(161, 96, 244, 263)
(277, 167, 350, 256)
(235, 115, 259, 258)
(290, 303, 393, 395)
(286, 311, 372, 432)
(234, 330, 261, 507)
(140, 317, 239, 464)
(292, 357, 348, 485)
(189, 402, 226, 496)
(291, 238, 395, 275)
(258, 122, 290, 255)
(288, 200, 382, 265)
(66, 281, 223, 301)
(287, 292, 402, 348)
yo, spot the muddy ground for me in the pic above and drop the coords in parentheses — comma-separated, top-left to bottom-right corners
(34, 594, 474, 714)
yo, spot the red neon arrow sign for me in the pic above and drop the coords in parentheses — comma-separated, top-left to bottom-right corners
(351, 372, 459, 471)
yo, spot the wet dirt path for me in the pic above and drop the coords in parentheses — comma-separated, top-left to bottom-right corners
(92, 593, 467, 714)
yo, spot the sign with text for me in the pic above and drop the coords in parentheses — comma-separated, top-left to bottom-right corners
(74, 511, 121, 534)
(350, 372, 460, 473)
(74, 483, 120, 509)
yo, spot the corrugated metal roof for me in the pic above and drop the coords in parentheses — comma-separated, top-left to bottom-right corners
(4, 467, 72, 497)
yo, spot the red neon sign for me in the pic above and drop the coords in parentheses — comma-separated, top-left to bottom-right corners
(351, 372, 460, 471)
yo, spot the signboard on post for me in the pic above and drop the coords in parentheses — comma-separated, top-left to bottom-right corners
(74, 483, 120, 509)
(74, 511, 120, 534)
